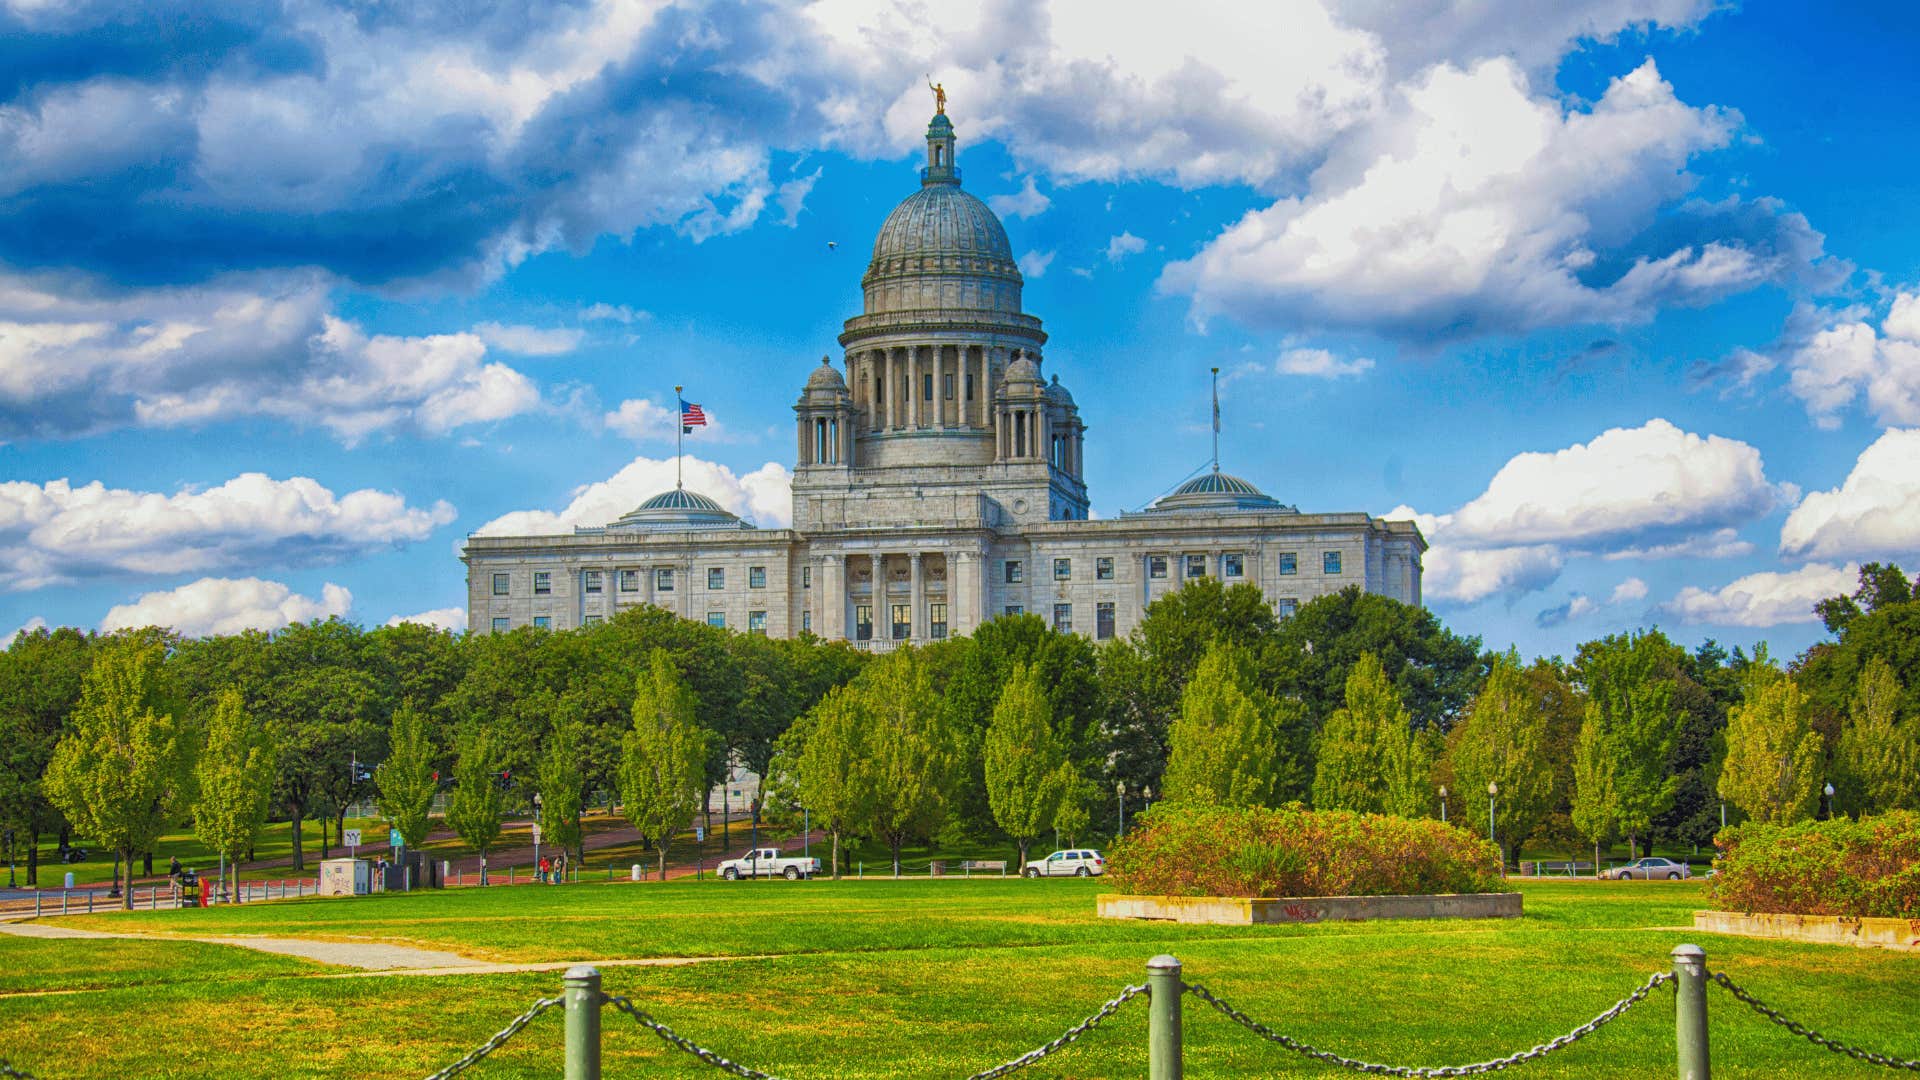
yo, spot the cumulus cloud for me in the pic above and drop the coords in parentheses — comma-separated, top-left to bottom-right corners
(1660, 563, 1857, 628)
(1603, 527, 1754, 562)
(0, 472, 454, 592)
(989, 177, 1051, 220)
(1018, 250, 1055, 278)
(473, 455, 793, 536)
(1, 615, 48, 649)
(1780, 428, 1920, 561)
(581, 303, 648, 324)
(1609, 577, 1650, 604)
(1783, 292, 1920, 429)
(474, 322, 584, 356)
(1273, 348, 1374, 378)
(1536, 593, 1598, 628)
(1105, 232, 1147, 264)
(1385, 504, 1565, 605)
(603, 398, 733, 443)
(386, 607, 468, 633)
(100, 577, 353, 637)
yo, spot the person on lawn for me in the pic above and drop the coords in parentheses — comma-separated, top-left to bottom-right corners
(539, 855, 551, 884)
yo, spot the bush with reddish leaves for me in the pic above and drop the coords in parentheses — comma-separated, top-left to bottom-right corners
(1708, 811, 1920, 918)
(1106, 803, 1503, 898)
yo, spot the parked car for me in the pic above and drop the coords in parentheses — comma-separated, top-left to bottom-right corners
(1022, 849, 1106, 878)
(1607, 857, 1692, 880)
(716, 847, 821, 881)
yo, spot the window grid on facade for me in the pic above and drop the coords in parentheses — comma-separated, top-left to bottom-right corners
(1005, 560, 1023, 584)
(1278, 598, 1299, 618)
(533, 616, 551, 629)
(855, 605, 873, 641)
(584, 570, 603, 593)
(1223, 553, 1244, 578)
(1096, 557, 1114, 580)
(801, 611, 812, 633)
(533, 570, 552, 595)
(619, 569, 639, 592)
(802, 566, 812, 588)
(1186, 554, 1206, 579)
(584, 614, 604, 626)
(1279, 552, 1298, 576)
(749, 566, 767, 589)
(1096, 601, 1115, 640)
(1053, 557, 1071, 580)
(1149, 555, 1168, 579)
(656, 568, 674, 591)
(930, 602, 948, 639)
(1053, 603, 1072, 633)
(890, 603, 910, 640)
(707, 611, 726, 628)
(491, 573, 510, 596)
(1005, 605, 1023, 617)
(491, 617, 510, 632)
(708, 567, 725, 590)
(748, 610, 768, 634)
(1324, 551, 1343, 575)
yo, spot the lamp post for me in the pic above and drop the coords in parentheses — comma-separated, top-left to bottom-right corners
(1823, 782, 1835, 820)
(1438, 785, 1448, 824)
(532, 792, 543, 882)
(1487, 781, 1500, 869)
(802, 805, 811, 861)
(1116, 781, 1126, 839)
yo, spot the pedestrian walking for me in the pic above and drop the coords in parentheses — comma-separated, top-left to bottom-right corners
(538, 855, 551, 884)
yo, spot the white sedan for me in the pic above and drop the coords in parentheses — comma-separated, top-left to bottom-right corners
(1023, 849, 1106, 877)
(1607, 857, 1692, 880)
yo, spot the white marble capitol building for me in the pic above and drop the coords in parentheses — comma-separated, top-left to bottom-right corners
(463, 109, 1426, 644)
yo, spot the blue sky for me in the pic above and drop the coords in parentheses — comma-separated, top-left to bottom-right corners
(3, 1, 1918, 659)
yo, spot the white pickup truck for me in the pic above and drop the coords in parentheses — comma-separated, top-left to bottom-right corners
(716, 847, 821, 881)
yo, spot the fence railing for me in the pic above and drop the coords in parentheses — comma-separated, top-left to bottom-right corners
(6, 944, 1918, 1080)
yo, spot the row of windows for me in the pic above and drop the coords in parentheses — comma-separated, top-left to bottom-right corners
(851, 602, 951, 642)
(1005, 550, 1341, 585)
(706, 611, 770, 633)
(492, 565, 787, 598)
(1000, 597, 1304, 640)
(493, 611, 769, 634)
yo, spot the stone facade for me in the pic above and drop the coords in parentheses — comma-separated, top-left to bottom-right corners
(463, 109, 1425, 644)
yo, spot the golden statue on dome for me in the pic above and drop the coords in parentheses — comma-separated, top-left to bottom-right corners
(928, 79, 947, 115)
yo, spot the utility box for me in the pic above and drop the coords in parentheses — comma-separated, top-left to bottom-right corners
(319, 858, 370, 897)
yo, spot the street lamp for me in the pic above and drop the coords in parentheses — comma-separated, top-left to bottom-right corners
(532, 792, 543, 882)
(1116, 781, 1126, 839)
(1438, 785, 1448, 824)
(1823, 782, 1835, 820)
(1487, 781, 1500, 867)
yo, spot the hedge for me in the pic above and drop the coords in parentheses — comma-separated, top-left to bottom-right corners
(1708, 810, 1920, 918)
(1106, 803, 1503, 898)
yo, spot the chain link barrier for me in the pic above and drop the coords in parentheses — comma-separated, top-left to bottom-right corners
(1, 1058, 46, 1080)
(1709, 971, 1920, 1072)
(1183, 971, 1674, 1077)
(605, 983, 1149, 1080)
(421, 995, 562, 1080)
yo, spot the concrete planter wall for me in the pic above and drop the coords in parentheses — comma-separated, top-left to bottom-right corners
(1097, 892, 1522, 925)
(1694, 910, 1920, 951)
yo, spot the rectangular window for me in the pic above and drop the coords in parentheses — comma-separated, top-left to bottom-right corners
(491, 572, 510, 596)
(491, 617, 510, 633)
(1223, 553, 1244, 578)
(656, 568, 675, 592)
(583, 615, 604, 626)
(1096, 557, 1114, 581)
(1323, 551, 1343, 575)
(584, 570, 603, 594)
(707, 611, 726, 629)
(930, 602, 948, 640)
(1096, 602, 1115, 640)
(1148, 555, 1168, 579)
(802, 566, 812, 589)
(708, 567, 725, 590)
(1005, 605, 1023, 617)
(533, 570, 552, 595)
(1005, 560, 1023, 584)
(943, 373, 955, 399)
(1186, 554, 1207, 579)
(1053, 603, 1073, 633)
(748, 610, 767, 634)
(801, 611, 812, 633)
(749, 566, 767, 589)
(1053, 557, 1071, 581)
(533, 616, 551, 629)
(891, 603, 911, 640)
(855, 605, 873, 641)
(619, 569, 639, 592)
(965, 372, 975, 401)
(1277, 598, 1299, 619)
(1278, 552, 1298, 576)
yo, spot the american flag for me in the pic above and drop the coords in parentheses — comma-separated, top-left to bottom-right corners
(679, 399, 708, 434)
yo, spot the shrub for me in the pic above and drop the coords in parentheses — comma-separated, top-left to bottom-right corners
(1107, 803, 1503, 897)
(1708, 811, 1920, 918)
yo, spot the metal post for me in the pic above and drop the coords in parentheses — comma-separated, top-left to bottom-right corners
(1672, 944, 1709, 1080)
(563, 965, 603, 1080)
(1147, 954, 1183, 1080)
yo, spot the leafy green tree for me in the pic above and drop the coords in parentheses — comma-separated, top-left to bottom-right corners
(1051, 766, 1098, 848)
(983, 664, 1070, 866)
(447, 728, 506, 881)
(43, 638, 191, 909)
(1718, 662, 1824, 825)
(1833, 657, 1920, 815)
(0, 625, 93, 885)
(861, 647, 962, 875)
(1570, 716, 1617, 870)
(193, 686, 277, 902)
(537, 721, 587, 863)
(1311, 653, 1431, 816)
(376, 699, 439, 848)
(1798, 563, 1920, 737)
(1272, 585, 1487, 732)
(1573, 631, 1682, 857)
(1446, 653, 1555, 867)
(1163, 642, 1306, 807)
(776, 684, 875, 877)
(620, 649, 711, 878)
(263, 620, 380, 869)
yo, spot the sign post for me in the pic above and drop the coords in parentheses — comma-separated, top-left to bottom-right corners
(344, 829, 361, 858)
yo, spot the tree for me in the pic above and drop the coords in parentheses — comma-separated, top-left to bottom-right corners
(1271, 585, 1486, 732)
(42, 638, 190, 910)
(1718, 662, 1824, 825)
(537, 721, 587, 864)
(447, 729, 506, 881)
(1798, 563, 1920, 737)
(1833, 657, 1920, 815)
(983, 664, 1070, 866)
(1573, 631, 1682, 858)
(376, 699, 438, 849)
(1446, 653, 1555, 867)
(1052, 766, 1097, 848)
(1163, 642, 1306, 807)
(1311, 653, 1431, 816)
(1570, 716, 1617, 871)
(858, 648, 962, 875)
(0, 625, 93, 886)
(620, 649, 711, 878)
(777, 685, 875, 878)
(193, 687, 276, 902)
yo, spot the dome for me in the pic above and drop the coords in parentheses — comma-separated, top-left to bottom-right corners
(868, 184, 1016, 269)
(1046, 374, 1074, 405)
(592, 487, 755, 533)
(805, 356, 847, 392)
(1005, 356, 1042, 384)
(1145, 470, 1292, 514)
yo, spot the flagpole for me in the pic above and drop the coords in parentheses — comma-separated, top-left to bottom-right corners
(675, 384, 684, 490)
(1210, 366, 1220, 473)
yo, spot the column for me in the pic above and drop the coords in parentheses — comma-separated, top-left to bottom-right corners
(935, 346, 947, 429)
(909, 552, 924, 642)
(977, 346, 989, 427)
(908, 347, 920, 429)
(821, 555, 846, 640)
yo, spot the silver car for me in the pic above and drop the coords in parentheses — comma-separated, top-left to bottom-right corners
(1608, 857, 1692, 880)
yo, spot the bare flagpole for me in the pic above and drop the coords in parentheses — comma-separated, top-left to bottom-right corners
(675, 384, 684, 490)
(1210, 366, 1221, 473)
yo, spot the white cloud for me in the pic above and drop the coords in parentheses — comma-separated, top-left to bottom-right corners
(1106, 232, 1148, 264)
(1274, 348, 1375, 378)
(0, 472, 454, 592)
(581, 303, 648, 324)
(604, 398, 732, 443)
(1331, 0, 1716, 77)
(1609, 577, 1650, 604)
(474, 455, 794, 536)
(1603, 527, 1754, 562)
(1780, 428, 1920, 561)
(386, 607, 468, 633)
(989, 177, 1051, 220)
(1660, 563, 1857, 628)
(474, 322, 584, 356)
(100, 578, 353, 637)
(1386, 504, 1565, 604)
(1, 615, 47, 649)
(1785, 292, 1920, 429)
(1018, 250, 1056, 278)
(1536, 593, 1598, 628)
(776, 167, 824, 226)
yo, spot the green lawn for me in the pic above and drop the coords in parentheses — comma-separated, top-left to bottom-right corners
(3, 878, 1916, 1079)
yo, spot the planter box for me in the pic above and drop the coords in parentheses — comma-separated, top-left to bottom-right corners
(1694, 910, 1920, 951)
(1097, 892, 1522, 925)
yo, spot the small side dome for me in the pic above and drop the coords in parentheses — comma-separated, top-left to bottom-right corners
(806, 356, 847, 392)
(1146, 470, 1291, 514)
(1046, 373, 1075, 405)
(1005, 356, 1042, 384)
(599, 488, 754, 532)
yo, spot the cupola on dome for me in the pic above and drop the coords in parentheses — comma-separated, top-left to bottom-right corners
(587, 488, 754, 533)
(1143, 470, 1293, 515)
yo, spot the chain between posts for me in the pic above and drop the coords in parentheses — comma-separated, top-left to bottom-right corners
(0, 1058, 46, 1080)
(421, 995, 562, 1080)
(1709, 971, 1920, 1071)
(603, 983, 1150, 1080)
(1182, 971, 1674, 1077)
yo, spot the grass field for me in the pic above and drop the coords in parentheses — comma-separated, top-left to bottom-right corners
(2, 878, 1916, 1079)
